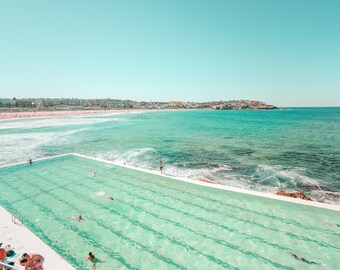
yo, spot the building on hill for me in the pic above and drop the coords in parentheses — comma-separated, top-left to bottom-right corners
(0, 98, 16, 107)
(15, 99, 34, 108)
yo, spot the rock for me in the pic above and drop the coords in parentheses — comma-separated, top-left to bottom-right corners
(275, 191, 313, 201)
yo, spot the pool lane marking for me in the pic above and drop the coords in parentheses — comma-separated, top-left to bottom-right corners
(106, 163, 340, 237)
(82, 175, 302, 270)
(6, 173, 142, 270)
(39, 163, 240, 270)
(41, 160, 299, 269)
(19, 167, 218, 270)
(80, 163, 340, 252)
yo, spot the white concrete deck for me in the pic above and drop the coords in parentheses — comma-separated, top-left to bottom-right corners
(0, 206, 75, 270)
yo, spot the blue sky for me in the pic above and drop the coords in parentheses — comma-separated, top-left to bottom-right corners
(0, 0, 339, 106)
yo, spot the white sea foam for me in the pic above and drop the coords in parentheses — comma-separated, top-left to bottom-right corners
(96, 148, 156, 165)
(136, 161, 328, 198)
(155, 162, 338, 203)
(0, 129, 85, 166)
(256, 164, 322, 190)
(94, 191, 106, 197)
(0, 116, 119, 130)
(95, 149, 236, 180)
(310, 190, 340, 205)
(249, 164, 337, 203)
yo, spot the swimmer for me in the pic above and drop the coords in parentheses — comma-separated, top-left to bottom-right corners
(91, 172, 97, 177)
(101, 195, 114, 200)
(70, 215, 84, 222)
(27, 158, 32, 164)
(322, 222, 340, 227)
(85, 252, 105, 270)
(287, 252, 321, 265)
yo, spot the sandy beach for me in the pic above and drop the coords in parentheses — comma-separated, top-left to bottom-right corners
(0, 109, 148, 121)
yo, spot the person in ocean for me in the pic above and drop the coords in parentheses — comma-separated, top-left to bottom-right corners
(85, 252, 105, 269)
(27, 158, 32, 164)
(287, 252, 321, 265)
(91, 172, 97, 177)
(159, 160, 164, 174)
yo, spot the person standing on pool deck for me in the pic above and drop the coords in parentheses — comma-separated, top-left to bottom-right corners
(159, 160, 164, 174)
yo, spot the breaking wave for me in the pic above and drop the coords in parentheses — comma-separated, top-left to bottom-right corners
(0, 116, 125, 130)
(0, 129, 86, 166)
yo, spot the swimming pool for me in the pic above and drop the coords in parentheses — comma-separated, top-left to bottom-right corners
(0, 154, 339, 269)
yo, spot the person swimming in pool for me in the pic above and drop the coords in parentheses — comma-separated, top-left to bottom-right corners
(71, 215, 84, 222)
(85, 252, 105, 270)
(322, 222, 340, 227)
(287, 252, 321, 265)
(100, 195, 114, 200)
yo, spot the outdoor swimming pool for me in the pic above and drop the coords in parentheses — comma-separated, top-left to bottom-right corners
(0, 154, 339, 269)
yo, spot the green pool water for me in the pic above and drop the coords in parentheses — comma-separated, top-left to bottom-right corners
(0, 155, 339, 270)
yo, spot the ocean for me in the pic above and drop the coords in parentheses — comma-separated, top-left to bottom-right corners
(0, 107, 339, 204)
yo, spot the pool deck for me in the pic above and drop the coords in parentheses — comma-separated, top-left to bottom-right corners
(0, 206, 75, 270)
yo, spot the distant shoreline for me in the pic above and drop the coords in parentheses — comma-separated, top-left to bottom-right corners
(0, 106, 283, 121)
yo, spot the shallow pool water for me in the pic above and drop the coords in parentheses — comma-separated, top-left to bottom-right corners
(0, 155, 339, 269)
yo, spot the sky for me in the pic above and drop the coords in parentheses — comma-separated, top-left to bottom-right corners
(0, 0, 339, 106)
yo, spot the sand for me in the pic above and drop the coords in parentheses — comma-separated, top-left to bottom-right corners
(0, 109, 148, 121)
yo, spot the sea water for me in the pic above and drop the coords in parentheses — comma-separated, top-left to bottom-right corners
(0, 108, 339, 204)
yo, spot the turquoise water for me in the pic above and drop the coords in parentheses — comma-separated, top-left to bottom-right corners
(0, 108, 339, 203)
(0, 155, 339, 269)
